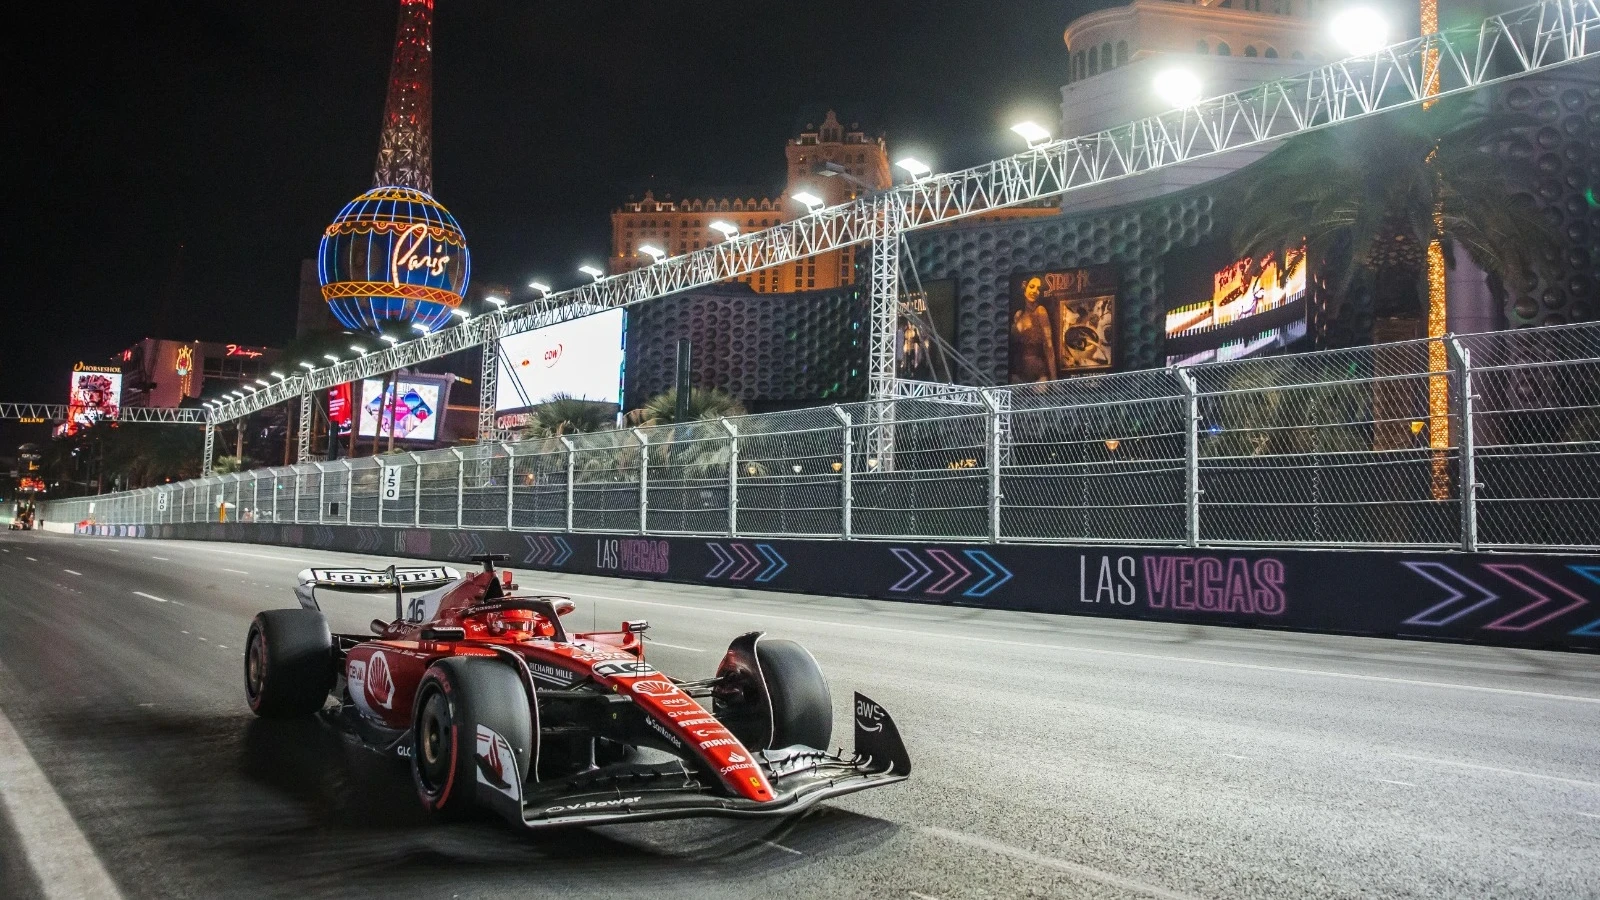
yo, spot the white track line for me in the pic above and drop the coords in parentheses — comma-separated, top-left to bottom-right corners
(61, 570, 81, 576)
(920, 825, 1198, 900)
(132, 591, 168, 604)
(761, 839, 802, 856)
(1390, 753, 1600, 790)
(555, 589, 1600, 706)
(149, 556, 169, 561)
(645, 640, 705, 653)
(220, 568, 250, 575)
(0, 702, 124, 899)
(25, 556, 38, 561)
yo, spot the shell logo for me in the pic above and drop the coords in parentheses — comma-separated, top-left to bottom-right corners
(367, 651, 396, 710)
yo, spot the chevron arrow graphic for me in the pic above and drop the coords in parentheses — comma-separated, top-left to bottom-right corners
(1566, 566, 1600, 636)
(963, 549, 1013, 598)
(552, 536, 573, 566)
(706, 543, 735, 579)
(535, 535, 556, 565)
(730, 543, 762, 581)
(889, 548, 934, 593)
(925, 548, 973, 595)
(1482, 563, 1589, 632)
(754, 544, 788, 583)
(521, 534, 545, 565)
(1401, 562, 1501, 627)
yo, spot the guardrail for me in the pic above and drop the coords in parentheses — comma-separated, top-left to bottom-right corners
(41, 322, 1600, 551)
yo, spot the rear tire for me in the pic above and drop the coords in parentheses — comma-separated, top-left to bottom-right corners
(244, 609, 334, 718)
(756, 639, 833, 750)
(410, 657, 533, 818)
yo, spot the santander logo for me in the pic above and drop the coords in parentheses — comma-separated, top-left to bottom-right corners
(367, 651, 396, 710)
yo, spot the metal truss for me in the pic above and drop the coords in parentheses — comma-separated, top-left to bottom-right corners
(297, 393, 314, 464)
(0, 403, 208, 424)
(202, 0, 1600, 428)
(478, 328, 502, 444)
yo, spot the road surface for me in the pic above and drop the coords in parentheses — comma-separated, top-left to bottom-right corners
(1, 530, 1596, 899)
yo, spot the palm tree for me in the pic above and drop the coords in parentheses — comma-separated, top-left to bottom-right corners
(626, 388, 746, 428)
(1230, 96, 1552, 330)
(530, 394, 617, 438)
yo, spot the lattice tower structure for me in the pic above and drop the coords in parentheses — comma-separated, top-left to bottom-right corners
(373, 0, 435, 193)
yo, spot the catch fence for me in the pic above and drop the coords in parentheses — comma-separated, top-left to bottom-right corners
(42, 322, 1600, 551)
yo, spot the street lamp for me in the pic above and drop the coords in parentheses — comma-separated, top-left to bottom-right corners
(1153, 67, 1204, 108)
(1331, 6, 1388, 55)
(896, 157, 933, 182)
(709, 220, 739, 240)
(792, 191, 825, 213)
(526, 283, 550, 297)
(1011, 121, 1052, 147)
(639, 244, 666, 263)
(579, 265, 604, 281)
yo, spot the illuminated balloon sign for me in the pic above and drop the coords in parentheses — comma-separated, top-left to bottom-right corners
(317, 186, 471, 333)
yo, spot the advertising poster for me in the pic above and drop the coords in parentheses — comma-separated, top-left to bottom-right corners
(1008, 267, 1117, 383)
(495, 308, 626, 414)
(328, 383, 354, 435)
(65, 365, 123, 434)
(358, 378, 444, 442)
(1164, 242, 1308, 366)
(897, 279, 958, 381)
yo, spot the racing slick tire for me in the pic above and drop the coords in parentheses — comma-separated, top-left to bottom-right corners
(410, 657, 534, 819)
(244, 609, 335, 718)
(757, 639, 833, 750)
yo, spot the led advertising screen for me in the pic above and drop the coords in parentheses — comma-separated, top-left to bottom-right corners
(1164, 242, 1308, 366)
(65, 366, 123, 433)
(897, 279, 958, 381)
(1008, 266, 1116, 383)
(495, 308, 626, 414)
(358, 377, 443, 442)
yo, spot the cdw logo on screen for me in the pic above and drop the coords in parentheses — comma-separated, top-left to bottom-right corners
(519, 342, 564, 369)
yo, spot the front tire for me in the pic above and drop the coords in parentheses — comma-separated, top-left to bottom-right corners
(244, 609, 334, 718)
(410, 657, 534, 818)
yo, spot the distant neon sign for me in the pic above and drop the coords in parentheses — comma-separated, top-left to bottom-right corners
(225, 344, 264, 358)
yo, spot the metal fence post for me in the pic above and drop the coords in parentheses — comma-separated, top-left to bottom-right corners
(560, 436, 576, 532)
(720, 418, 739, 537)
(633, 429, 649, 534)
(293, 471, 302, 524)
(978, 391, 1002, 543)
(1176, 368, 1201, 548)
(411, 452, 423, 527)
(317, 463, 327, 524)
(504, 442, 517, 531)
(252, 474, 259, 524)
(1449, 338, 1478, 551)
(832, 405, 853, 539)
(451, 447, 465, 529)
(343, 460, 353, 524)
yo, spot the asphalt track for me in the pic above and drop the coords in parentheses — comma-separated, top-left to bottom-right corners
(0, 531, 1597, 900)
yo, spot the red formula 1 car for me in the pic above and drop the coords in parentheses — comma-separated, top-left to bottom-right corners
(243, 554, 910, 829)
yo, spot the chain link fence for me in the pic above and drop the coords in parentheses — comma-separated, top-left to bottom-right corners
(42, 322, 1600, 551)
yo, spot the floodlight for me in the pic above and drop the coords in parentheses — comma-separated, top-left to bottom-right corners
(450, 307, 470, 319)
(298, 362, 316, 371)
(792, 191, 825, 212)
(411, 322, 430, 334)
(323, 353, 340, 363)
(349, 345, 367, 356)
(579, 265, 604, 280)
(526, 283, 550, 296)
(1331, 6, 1388, 56)
(896, 157, 933, 181)
(1153, 67, 1204, 108)
(254, 379, 270, 386)
(379, 335, 399, 346)
(270, 371, 287, 380)
(243, 385, 259, 393)
(1011, 121, 1052, 147)
(639, 244, 666, 262)
(709, 220, 739, 239)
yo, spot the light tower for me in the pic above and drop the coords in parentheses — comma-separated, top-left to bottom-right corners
(372, 0, 435, 193)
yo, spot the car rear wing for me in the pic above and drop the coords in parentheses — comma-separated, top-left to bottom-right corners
(294, 565, 462, 618)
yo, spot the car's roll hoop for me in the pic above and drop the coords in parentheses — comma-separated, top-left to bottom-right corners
(294, 564, 462, 619)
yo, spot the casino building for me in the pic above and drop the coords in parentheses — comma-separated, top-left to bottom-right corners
(118, 339, 283, 410)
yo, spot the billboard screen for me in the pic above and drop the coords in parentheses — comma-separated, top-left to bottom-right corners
(897, 279, 958, 381)
(65, 367, 122, 433)
(1164, 242, 1308, 366)
(495, 308, 626, 414)
(1008, 267, 1116, 383)
(358, 377, 443, 442)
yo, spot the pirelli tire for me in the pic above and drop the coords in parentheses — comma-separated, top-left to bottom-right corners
(244, 609, 335, 718)
(410, 657, 534, 819)
(757, 639, 833, 751)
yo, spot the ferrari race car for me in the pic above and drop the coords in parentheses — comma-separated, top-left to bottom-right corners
(243, 554, 910, 829)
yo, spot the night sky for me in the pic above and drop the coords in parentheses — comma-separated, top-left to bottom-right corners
(4, 1, 1106, 431)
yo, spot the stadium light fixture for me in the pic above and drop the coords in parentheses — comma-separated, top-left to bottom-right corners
(450, 307, 470, 320)
(896, 157, 933, 181)
(254, 379, 271, 387)
(639, 244, 666, 263)
(526, 283, 550, 296)
(709, 220, 739, 240)
(1331, 6, 1388, 56)
(270, 371, 287, 380)
(323, 353, 340, 363)
(579, 265, 604, 281)
(1153, 67, 1204, 108)
(349, 345, 368, 356)
(791, 191, 825, 213)
(1010, 121, 1052, 147)
(243, 385, 259, 393)
(379, 335, 399, 346)
(298, 361, 316, 371)
(411, 322, 430, 335)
